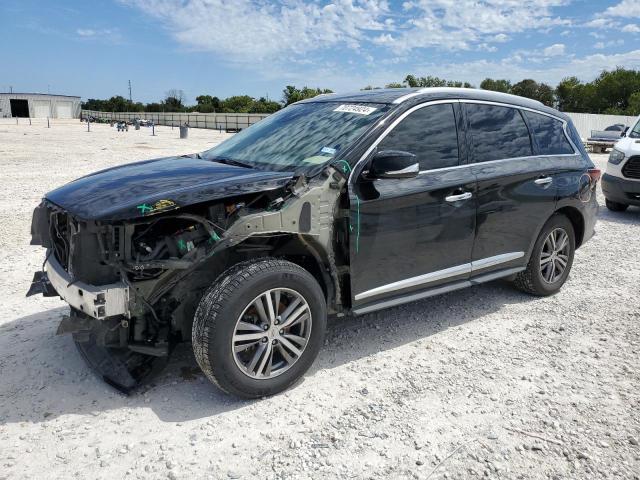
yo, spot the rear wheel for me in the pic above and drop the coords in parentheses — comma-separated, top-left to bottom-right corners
(605, 198, 628, 212)
(513, 214, 575, 296)
(192, 259, 326, 398)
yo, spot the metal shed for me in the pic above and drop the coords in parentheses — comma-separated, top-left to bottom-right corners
(0, 93, 81, 119)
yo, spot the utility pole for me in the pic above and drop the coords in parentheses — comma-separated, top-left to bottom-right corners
(128, 80, 132, 103)
(9, 86, 12, 93)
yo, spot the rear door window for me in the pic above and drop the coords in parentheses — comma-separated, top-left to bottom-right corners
(523, 111, 575, 155)
(467, 104, 532, 162)
(378, 103, 459, 170)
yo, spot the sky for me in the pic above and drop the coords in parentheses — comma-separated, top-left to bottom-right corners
(1, 0, 639, 104)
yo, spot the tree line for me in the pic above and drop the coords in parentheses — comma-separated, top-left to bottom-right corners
(374, 68, 640, 116)
(81, 86, 333, 114)
(82, 68, 640, 116)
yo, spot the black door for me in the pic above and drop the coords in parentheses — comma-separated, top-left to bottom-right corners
(350, 102, 476, 309)
(10, 99, 29, 118)
(464, 103, 557, 274)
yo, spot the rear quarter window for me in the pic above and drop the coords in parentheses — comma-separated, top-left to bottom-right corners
(523, 111, 574, 155)
(467, 104, 532, 162)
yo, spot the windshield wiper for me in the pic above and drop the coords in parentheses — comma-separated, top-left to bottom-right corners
(212, 157, 255, 169)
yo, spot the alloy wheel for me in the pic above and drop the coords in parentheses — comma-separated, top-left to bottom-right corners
(540, 227, 570, 284)
(232, 288, 312, 379)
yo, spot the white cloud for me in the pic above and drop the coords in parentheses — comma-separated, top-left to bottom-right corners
(584, 18, 610, 29)
(491, 33, 510, 43)
(605, 0, 640, 18)
(593, 39, 624, 50)
(76, 27, 119, 38)
(622, 24, 640, 33)
(124, 0, 391, 60)
(381, 49, 640, 88)
(543, 43, 565, 56)
(123, 0, 570, 61)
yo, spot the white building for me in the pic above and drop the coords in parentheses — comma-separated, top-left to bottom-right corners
(0, 92, 81, 119)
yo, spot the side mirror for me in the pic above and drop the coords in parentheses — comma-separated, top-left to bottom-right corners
(369, 150, 419, 179)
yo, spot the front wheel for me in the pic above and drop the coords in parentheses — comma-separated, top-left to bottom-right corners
(513, 214, 575, 296)
(192, 259, 327, 398)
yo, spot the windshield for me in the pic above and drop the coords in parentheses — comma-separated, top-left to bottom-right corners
(629, 117, 640, 139)
(202, 102, 390, 172)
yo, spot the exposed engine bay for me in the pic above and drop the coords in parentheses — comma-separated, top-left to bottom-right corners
(28, 165, 350, 392)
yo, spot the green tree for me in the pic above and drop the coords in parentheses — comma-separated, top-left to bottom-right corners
(555, 77, 582, 111)
(282, 86, 333, 105)
(385, 82, 404, 88)
(81, 96, 144, 112)
(251, 97, 282, 113)
(163, 89, 186, 111)
(627, 92, 640, 115)
(511, 79, 555, 106)
(480, 78, 512, 93)
(194, 95, 221, 112)
(221, 95, 255, 113)
(401, 74, 472, 88)
(593, 68, 640, 113)
(145, 102, 164, 112)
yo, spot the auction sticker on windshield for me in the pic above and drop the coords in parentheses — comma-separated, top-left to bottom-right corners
(333, 104, 378, 115)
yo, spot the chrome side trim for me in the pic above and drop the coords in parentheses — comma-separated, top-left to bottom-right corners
(353, 265, 525, 315)
(471, 251, 524, 271)
(417, 153, 579, 175)
(392, 88, 431, 104)
(354, 263, 471, 301)
(353, 281, 470, 315)
(354, 252, 524, 301)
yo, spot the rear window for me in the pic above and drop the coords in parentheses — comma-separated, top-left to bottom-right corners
(523, 111, 574, 155)
(467, 104, 532, 162)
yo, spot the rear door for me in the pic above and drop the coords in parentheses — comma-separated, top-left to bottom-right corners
(349, 102, 477, 309)
(464, 102, 557, 273)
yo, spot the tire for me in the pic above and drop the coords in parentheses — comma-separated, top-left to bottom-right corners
(192, 258, 327, 398)
(513, 214, 575, 296)
(605, 198, 628, 212)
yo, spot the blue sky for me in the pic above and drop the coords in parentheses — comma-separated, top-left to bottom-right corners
(1, 0, 639, 104)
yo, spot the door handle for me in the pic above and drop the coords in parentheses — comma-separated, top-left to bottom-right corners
(445, 192, 473, 202)
(534, 176, 553, 185)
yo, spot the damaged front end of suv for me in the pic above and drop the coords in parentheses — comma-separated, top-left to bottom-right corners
(27, 99, 387, 394)
(28, 160, 350, 392)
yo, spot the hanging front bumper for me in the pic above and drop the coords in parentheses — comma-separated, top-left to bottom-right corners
(27, 253, 130, 320)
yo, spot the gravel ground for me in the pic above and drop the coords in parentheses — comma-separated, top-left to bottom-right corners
(0, 119, 638, 480)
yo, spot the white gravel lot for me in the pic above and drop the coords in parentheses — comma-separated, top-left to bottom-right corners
(0, 119, 639, 480)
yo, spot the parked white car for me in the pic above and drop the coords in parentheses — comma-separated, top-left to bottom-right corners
(602, 116, 640, 211)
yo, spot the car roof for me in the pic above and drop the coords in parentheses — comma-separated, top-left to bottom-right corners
(297, 87, 568, 120)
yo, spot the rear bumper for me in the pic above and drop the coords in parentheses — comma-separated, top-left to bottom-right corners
(602, 173, 640, 206)
(36, 253, 130, 319)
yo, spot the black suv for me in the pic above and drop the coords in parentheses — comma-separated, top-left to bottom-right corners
(28, 88, 599, 398)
